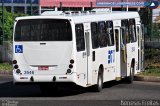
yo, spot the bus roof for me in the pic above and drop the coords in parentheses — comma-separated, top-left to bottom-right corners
(15, 11, 140, 24)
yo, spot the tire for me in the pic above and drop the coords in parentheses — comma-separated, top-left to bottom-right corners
(126, 67, 134, 83)
(94, 69, 103, 92)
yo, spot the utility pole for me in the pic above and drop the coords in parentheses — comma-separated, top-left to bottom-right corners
(60, 1, 62, 11)
(90, 1, 93, 10)
(121, 0, 123, 11)
(126, 0, 128, 12)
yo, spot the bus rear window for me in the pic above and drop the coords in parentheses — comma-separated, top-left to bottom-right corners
(14, 19, 72, 41)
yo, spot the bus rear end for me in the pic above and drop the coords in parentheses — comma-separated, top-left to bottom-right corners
(13, 17, 75, 84)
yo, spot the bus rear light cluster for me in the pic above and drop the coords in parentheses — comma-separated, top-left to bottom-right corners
(69, 59, 74, 69)
(68, 59, 74, 69)
(16, 69, 21, 74)
(14, 65, 19, 69)
(13, 60, 17, 64)
(69, 64, 73, 69)
(70, 59, 74, 64)
(13, 60, 19, 69)
(67, 59, 74, 74)
(13, 60, 20, 74)
(67, 69, 71, 73)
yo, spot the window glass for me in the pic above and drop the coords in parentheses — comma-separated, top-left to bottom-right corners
(13, 0, 25, 3)
(91, 22, 99, 49)
(98, 22, 108, 47)
(121, 20, 129, 44)
(15, 19, 72, 41)
(115, 29, 119, 52)
(137, 26, 140, 47)
(106, 21, 114, 46)
(129, 19, 136, 42)
(0, 0, 12, 3)
(75, 24, 85, 52)
(26, 0, 39, 4)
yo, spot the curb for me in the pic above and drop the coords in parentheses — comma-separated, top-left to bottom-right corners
(0, 71, 12, 75)
(135, 75, 160, 82)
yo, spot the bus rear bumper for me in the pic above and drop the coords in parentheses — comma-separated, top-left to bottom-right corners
(13, 73, 76, 84)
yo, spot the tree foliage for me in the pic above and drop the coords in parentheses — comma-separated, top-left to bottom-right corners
(0, 8, 27, 41)
(153, 23, 160, 38)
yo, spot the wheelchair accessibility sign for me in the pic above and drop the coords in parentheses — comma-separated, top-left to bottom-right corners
(15, 45, 23, 53)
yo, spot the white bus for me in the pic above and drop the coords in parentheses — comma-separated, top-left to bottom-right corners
(12, 11, 144, 92)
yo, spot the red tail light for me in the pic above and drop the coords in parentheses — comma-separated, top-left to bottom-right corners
(13, 60, 17, 64)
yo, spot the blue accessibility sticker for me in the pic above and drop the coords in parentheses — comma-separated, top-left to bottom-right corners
(15, 45, 23, 53)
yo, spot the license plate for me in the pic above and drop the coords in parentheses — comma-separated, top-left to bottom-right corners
(38, 66, 49, 70)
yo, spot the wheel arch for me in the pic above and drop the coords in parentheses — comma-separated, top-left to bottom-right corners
(98, 64, 104, 75)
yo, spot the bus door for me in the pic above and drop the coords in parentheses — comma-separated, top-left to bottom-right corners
(84, 23, 92, 85)
(114, 27, 121, 78)
(75, 23, 92, 86)
(75, 24, 88, 86)
(120, 27, 127, 77)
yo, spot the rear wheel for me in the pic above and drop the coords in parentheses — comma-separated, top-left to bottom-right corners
(125, 66, 134, 83)
(94, 69, 103, 92)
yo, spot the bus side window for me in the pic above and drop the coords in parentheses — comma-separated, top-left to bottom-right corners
(106, 21, 114, 46)
(91, 22, 99, 49)
(75, 24, 85, 52)
(115, 29, 119, 52)
(98, 21, 107, 47)
(137, 26, 140, 47)
(121, 27, 126, 45)
(129, 19, 136, 42)
(121, 19, 130, 44)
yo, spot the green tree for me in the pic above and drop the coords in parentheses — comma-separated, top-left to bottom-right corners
(153, 23, 160, 38)
(0, 8, 27, 41)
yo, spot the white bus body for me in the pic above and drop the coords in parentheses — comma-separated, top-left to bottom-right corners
(13, 11, 144, 91)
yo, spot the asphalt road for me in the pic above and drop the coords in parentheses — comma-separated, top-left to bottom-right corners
(0, 75, 160, 106)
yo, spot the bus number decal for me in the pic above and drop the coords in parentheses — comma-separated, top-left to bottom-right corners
(24, 71, 34, 75)
(108, 50, 115, 64)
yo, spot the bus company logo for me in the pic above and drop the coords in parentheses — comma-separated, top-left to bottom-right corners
(15, 45, 23, 53)
(145, 1, 159, 9)
(108, 50, 115, 64)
